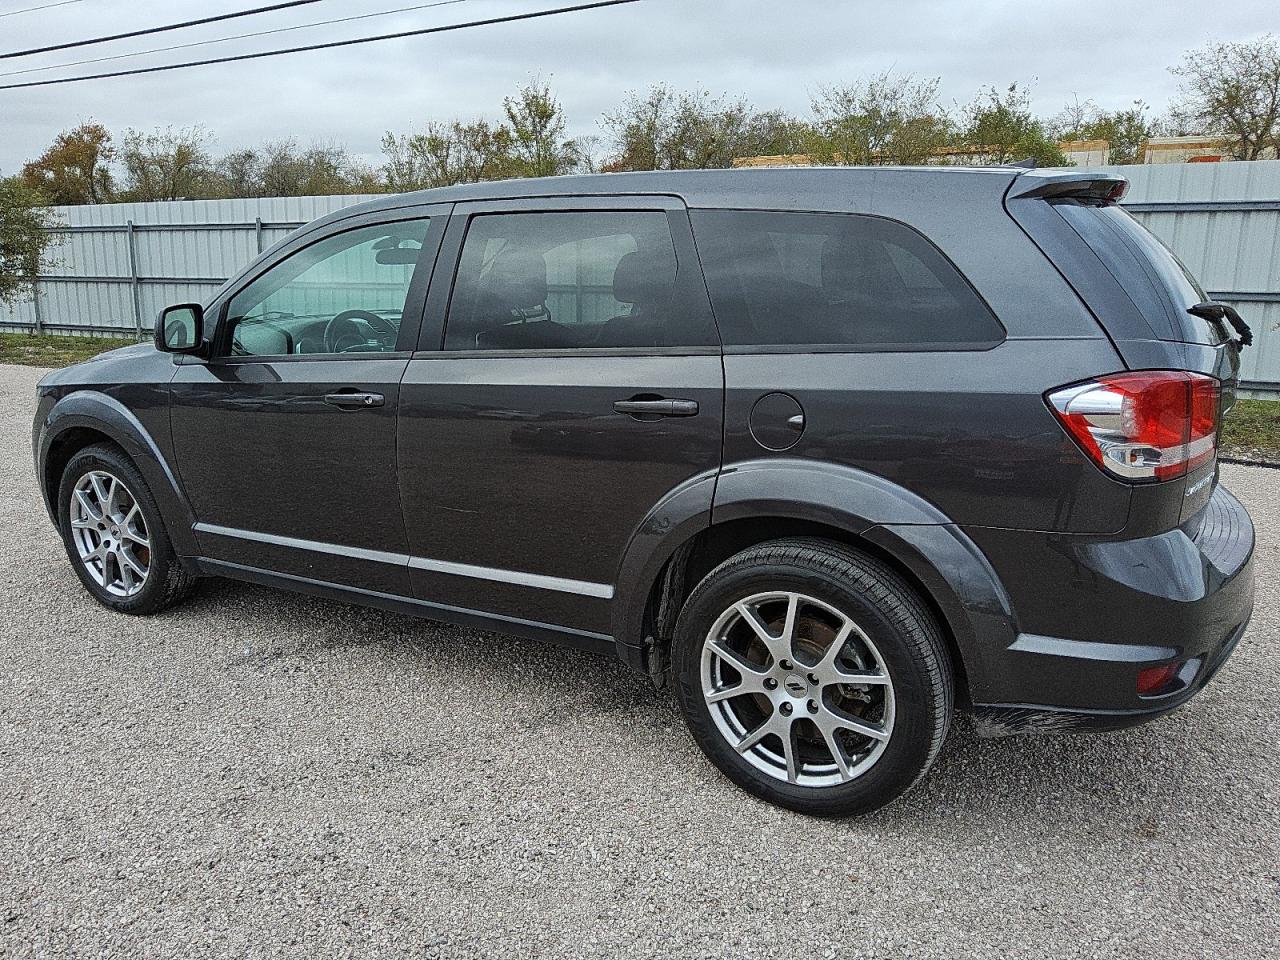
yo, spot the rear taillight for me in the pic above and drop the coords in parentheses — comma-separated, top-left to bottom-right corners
(1046, 371, 1220, 482)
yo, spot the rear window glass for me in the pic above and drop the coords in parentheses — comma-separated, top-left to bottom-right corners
(690, 210, 1003, 349)
(1053, 202, 1227, 345)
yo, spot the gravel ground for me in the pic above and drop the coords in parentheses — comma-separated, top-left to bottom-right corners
(1, 361, 1277, 959)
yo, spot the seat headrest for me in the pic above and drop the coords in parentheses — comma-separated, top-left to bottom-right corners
(613, 250, 664, 305)
(487, 248, 547, 310)
(821, 233, 904, 301)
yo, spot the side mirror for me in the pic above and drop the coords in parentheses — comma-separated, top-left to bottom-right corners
(156, 303, 205, 354)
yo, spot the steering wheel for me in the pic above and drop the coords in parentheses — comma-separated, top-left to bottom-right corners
(323, 309, 399, 353)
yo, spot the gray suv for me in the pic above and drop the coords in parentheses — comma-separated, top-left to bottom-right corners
(33, 167, 1255, 816)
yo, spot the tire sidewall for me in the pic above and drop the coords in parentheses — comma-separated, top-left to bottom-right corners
(674, 553, 945, 816)
(57, 446, 179, 615)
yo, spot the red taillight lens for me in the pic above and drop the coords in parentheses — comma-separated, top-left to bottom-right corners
(1046, 371, 1220, 482)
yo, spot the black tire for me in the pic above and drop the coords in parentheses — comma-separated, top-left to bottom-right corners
(56, 443, 197, 615)
(673, 538, 953, 817)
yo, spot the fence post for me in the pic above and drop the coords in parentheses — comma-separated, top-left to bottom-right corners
(126, 219, 143, 339)
(255, 216, 264, 254)
(31, 280, 43, 335)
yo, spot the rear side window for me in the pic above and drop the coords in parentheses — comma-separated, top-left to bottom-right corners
(444, 211, 717, 351)
(690, 210, 1003, 349)
(1053, 202, 1226, 345)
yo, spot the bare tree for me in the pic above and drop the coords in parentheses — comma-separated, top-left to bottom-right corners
(807, 72, 951, 165)
(119, 126, 216, 201)
(382, 120, 516, 191)
(1169, 34, 1280, 160)
(1052, 96, 1155, 164)
(602, 85, 803, 170)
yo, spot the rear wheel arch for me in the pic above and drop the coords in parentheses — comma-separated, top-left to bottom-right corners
(631, 515, 975, 707)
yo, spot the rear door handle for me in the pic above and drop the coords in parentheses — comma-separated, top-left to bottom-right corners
(324, 391, 384, 409)
(613, 398, 699, 418)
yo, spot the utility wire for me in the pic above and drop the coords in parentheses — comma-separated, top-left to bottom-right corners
(1, 0, 330, 60)
(0, 0, 87, 17)
(0, 0, 644, 89)
(0, 0, 473, 77)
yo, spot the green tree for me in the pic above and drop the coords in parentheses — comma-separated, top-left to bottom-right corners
(806, 72, 952, 165)
(119, 126, 216, 201)
(1053, 97, 1155, 164)
(1169, 35, 1280, 160)
(503, 79, 582, 178)
(957, 84, 1067, 166)
(382, 120, 516, 191)
(602, 85, 803, 170)
(20, 122, 115, 205)
(0, 177, 59, 306)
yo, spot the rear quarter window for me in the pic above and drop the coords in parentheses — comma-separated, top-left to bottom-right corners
(1053, 201, 1228, 346)
(689, 209, 1004, 350)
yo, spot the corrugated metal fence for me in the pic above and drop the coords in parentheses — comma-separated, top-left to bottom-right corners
(2, 162, 1278, 393)
(0, 195, 377, 339)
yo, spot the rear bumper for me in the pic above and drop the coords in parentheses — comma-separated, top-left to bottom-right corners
(960, 483, 1255, 733)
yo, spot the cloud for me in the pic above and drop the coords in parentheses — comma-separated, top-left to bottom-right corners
(1, 0, 1274, 174)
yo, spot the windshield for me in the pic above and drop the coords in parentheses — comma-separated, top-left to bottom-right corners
(1054, 201, 1228, 346)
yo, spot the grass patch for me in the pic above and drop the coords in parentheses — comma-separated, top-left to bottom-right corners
(0, 332, 138, 367)
(1222, 398, 1280, 460)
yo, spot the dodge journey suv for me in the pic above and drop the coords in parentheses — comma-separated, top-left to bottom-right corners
(33, 167, 1255, 816)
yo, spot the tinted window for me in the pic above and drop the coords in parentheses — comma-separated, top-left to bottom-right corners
(691, 210, 1003, 348)
(445, 211, 716, 351)
(1054, 201, 1227, 345)
(225, 218, 431, 356)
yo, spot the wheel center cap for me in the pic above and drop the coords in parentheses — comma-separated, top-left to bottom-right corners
(783, 674, 808, 697)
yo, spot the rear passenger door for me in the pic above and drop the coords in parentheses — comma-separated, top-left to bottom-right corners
(397, 196, 723, 638)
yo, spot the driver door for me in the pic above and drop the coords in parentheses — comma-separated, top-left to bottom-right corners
(169, 207, 448, 596)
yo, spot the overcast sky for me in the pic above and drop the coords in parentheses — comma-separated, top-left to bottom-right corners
(0, 0, 1275, 174)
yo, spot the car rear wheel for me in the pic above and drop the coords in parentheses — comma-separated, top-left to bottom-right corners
(673, 538, 953, 817)
(57, 444, 196, 615)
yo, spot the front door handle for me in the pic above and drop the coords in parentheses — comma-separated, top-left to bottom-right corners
(613, 398, 699, 418)
(324, 391, 384, 409)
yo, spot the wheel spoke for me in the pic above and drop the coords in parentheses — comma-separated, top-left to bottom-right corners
(70, 516, 97, 530)
(75, 488, 103, 521)
(119, 545, 147, 578)
(117, 551, 135, 591)
(735, 715, 775, 755)
(779, 720, 799, 784)
(820, 725, 852, 779)
(826, 707, 890, 743)
(89, 473, 111, 512)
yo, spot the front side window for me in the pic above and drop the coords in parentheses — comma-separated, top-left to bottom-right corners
(224, 218, 432, 357)
(691, 210, 1004, 349)
(444, 211, 716, 351)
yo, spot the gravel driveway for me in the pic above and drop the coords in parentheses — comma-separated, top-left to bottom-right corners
(1, 362, 1276, 959)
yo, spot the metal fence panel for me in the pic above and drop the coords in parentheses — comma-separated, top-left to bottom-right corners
(3, 166, 1279, 392)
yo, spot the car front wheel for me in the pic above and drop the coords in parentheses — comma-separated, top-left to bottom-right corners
(673, 538, 953, 817)
(57, 443, 196, 615)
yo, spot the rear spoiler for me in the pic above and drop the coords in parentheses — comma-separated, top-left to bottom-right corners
(1007, 171, 1129, 203)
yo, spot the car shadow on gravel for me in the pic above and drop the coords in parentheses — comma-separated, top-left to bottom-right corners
(171, 577, 1227, 827)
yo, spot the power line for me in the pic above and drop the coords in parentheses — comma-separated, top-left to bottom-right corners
(0, 0, 87, 17)
(0, 0, 644, 90)
(1, 0, 330, 60)
(0, 0, 474, 78)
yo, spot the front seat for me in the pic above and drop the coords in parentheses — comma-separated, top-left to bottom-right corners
(597, 250, 673, 348)
(473, 248, 577, 349)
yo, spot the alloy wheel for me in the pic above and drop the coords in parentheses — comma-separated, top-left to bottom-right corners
(700, 591, 895, 787)
(68, 470, 151, 598)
